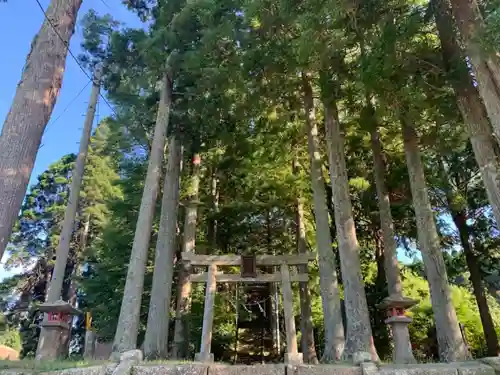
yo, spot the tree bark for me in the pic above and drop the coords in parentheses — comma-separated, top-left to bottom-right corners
(401, 117, 468, 362)
(112, 74, 172, 354)
(144, 136, 182, 359)
(374, 228, 386, 290)
(454, 213, 499, 356)
(437, 159, 500, 356)
(45, 66, 102, 304)
(323, 98, 378, 363)
(446, 0, 500, 143)
(0, 0, 82, 260)
(293, 158, 319, 364)
(172, 153, 201, 359)
(265, 210, 281, 357)
(207, 169, 219, 251)
(369, 124, 404, 297)
(433, 0, 500, 227)
(36, 67, 101, 359)
(301, 72, 344, 362)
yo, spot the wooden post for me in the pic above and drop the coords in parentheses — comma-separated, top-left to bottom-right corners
(195, 264, 217, 362)
(280, 264, 302, 364)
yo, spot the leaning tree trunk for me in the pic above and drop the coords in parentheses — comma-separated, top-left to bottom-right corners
(112, 74, 172, 355)
(45, 66, 102, 304)
(293, 158, 319, 364)
(172, 153, 201, 359)
(0, 0, 82, 260)
(323, 97, 379, 363)
(453, 213, 499, 356)
(144, 136, 182, 359)
(434, 0, 500, 227)
(36, 67, 101, 360)
(401, 117, 468, 362)
(301, 72, 344, 362)
(437, 159, 499, 356)
(445, 0, 500, 144)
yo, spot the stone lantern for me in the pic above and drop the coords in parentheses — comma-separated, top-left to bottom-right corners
(37, 300, 81, 360)
(377, 295, 418, 364)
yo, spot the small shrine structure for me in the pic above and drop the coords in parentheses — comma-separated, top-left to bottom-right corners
(182, 251, 315, 364)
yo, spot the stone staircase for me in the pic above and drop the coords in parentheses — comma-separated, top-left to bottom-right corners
(233, 283, 277, 364)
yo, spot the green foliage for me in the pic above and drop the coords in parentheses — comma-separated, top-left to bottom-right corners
(402, 270, 500, 359)
(5, 0, 500, 362)
(0, 314, 21, 352)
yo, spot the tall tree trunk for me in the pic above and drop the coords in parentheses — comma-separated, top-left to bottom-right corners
(323, 97, 378, 363)
(172, 153, 201, 359)
(36, 67, 101, 359)
(69, 212, 90, 307)
(370, 125, 404, 297)
(293, 158, 319, 364)
(207, 169, 219, 251)
(401, 117, 468, 362)
(112, 74, 172, 355)
(266, 210, 280, 356)
(374, 228, 386, 290)
(433, 0, 500, 227)
(438, 160, 499, 356)
(445, 0, 500, 143)
(296, 198, 319, 364)
(370, 119, 417, 363)
(301, 72, 344, 362)
(46, 66, 102, 304)
(453, 213, 499, 356)
(0, 0, 82, 261)
(144, 136, 182, 359)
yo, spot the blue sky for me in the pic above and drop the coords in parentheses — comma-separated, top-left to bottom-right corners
(0, 0, 141, 280)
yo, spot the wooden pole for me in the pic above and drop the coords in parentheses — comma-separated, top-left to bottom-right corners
(280, 264, 302, 364)
(196, 264, 217, 362)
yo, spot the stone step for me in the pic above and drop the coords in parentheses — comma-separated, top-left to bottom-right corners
(132, 364, 362, 375)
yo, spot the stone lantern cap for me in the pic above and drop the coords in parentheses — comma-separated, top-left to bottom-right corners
(39, 300, 81, 315)
(377, 294, 418, 310)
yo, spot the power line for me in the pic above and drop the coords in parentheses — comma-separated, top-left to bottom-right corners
(34, 0, 95, 84)
(44, 81, 91, 136)
(98, 0, 112, 10)
(35, 0, 142, 119)
(34, 0, 119, 119)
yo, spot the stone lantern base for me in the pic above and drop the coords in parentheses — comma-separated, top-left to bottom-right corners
(36, 300, 81, 360)
(377, 294, 418, 364)
(36, 324, 70, 360)
(385, 315, 416, 364)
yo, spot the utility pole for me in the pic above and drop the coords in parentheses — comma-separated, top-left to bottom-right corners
(36, 66, 102, 360)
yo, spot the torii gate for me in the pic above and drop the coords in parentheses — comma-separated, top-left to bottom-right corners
(181, 252, 315, 365)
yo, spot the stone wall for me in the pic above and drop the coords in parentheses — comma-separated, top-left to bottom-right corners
(129, 360, 500, 375)
(0, 357, 499, 375)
